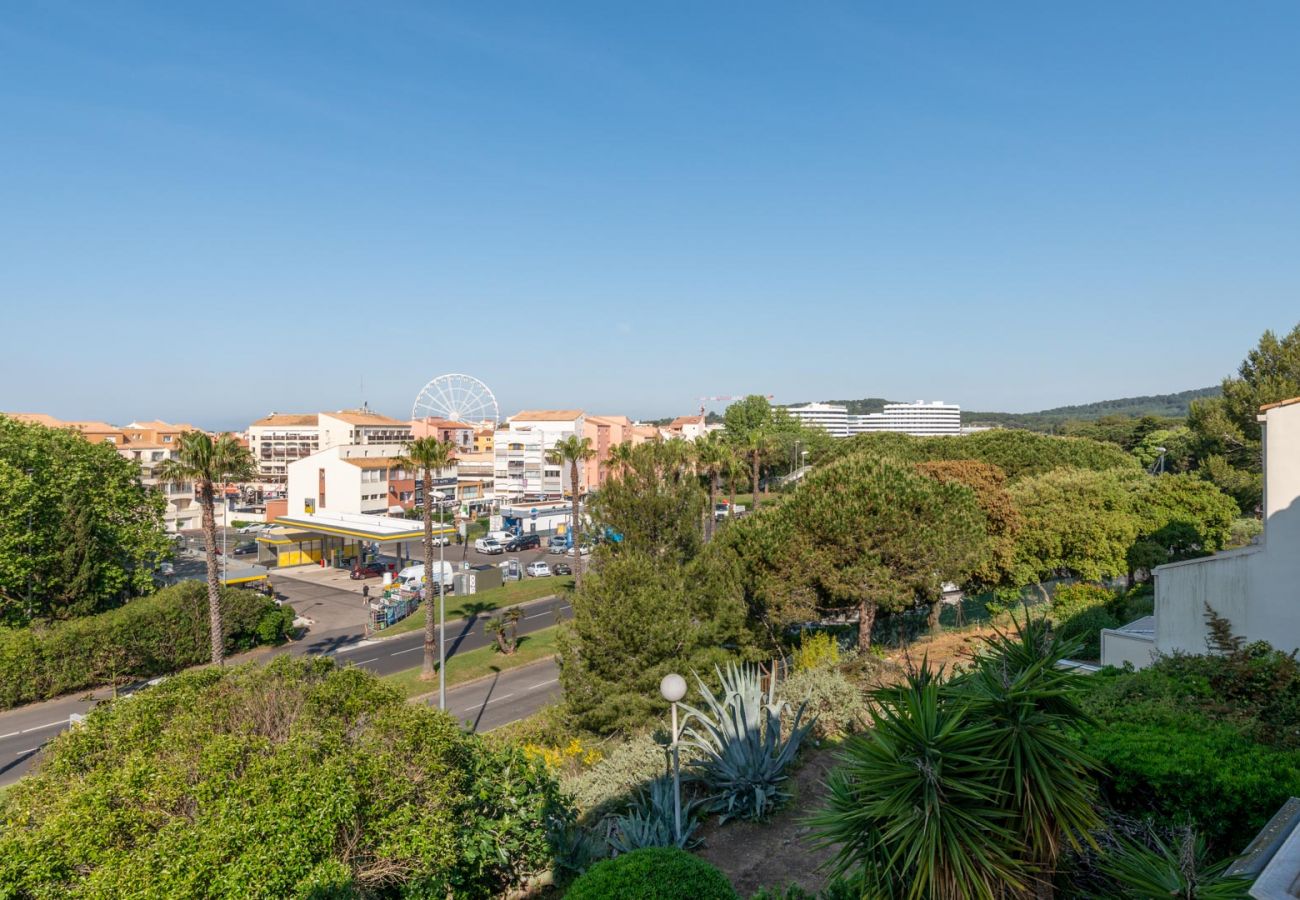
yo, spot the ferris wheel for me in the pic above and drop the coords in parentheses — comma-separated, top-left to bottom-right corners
(412, 373, 500, 428)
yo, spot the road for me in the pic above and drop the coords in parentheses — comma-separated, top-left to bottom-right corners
(0, 586, 572, 787)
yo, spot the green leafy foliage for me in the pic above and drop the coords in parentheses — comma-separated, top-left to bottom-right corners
(1094, 827, 1253, 899)
(607, 775, 702, 853)
(780, 664, 867, 741)
(815, 618, 1100, 899)
(792, 630, 840, 671)
(0, 656, 567, 898)
(680, 663, 813, 823)
(1082, 635, 1300, 851)
(1049, 583, 1121, 660)
(558, 549, 754, 733)
(589, 441, 708, 563)
(0, 415, 170, 625)
(566, 847, 739, 900)
(0, 580, 292, 709)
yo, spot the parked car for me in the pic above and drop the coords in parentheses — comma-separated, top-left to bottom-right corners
(475, 537, 504, 555)
(237, 523, 265, 534)
(566, 543, 593, 557)
(429, 533, 451, 547)
(350, 561, 385, 580)
(506, 534, 541, 552)
(397, 562, 453, 590)
(232, 541, 258, 556)
(525, 561, 552, 578)
(547, 536, 569, 555)
(552, 561, 573, 576)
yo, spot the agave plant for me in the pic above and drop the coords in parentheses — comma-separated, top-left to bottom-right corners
(607, 775, 701, 853)
(678, 662, 814, 823)
(1096, 827, 1254, 900)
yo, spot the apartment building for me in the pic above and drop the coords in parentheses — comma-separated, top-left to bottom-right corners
(4, 413, 202, 531)
(286, 443, 455, 518)
(847, 401, 962, 436)
(410, 417, 476, 451)
(584, 414, 659, 488)
(784, 403, 849, 437)
(494, 410, 585, 503)
(454, 451, 495, 509)
(248, 409, 411, 485)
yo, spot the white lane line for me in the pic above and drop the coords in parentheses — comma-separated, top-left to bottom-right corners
(0, 731, 17, 740)
(332, 640, 377, 654)
(15, 747, 39, 755)
(354, 657, 380, 665)
(20, 721, 65, 735)
(527, 679, 558, 690)
(391, 646, 422, 655)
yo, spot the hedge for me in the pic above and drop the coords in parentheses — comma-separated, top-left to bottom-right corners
(567, 848, 738, 900)
(0, 581, 294, 709)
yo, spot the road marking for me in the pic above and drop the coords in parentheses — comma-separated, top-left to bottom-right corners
(527, 679, 558, 689)
(354, 657, 380, 665)
(15, 747, 39, 755)
(0, 731, 17, 740)
(391, 645, 422, 655)
(20, 721, 65, 735)
(333, 640, 377, 654)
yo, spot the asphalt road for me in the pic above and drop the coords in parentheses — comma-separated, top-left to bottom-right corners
(0, 588, 572, 787)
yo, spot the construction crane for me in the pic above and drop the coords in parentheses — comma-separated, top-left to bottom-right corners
(696, 394, 776, 417)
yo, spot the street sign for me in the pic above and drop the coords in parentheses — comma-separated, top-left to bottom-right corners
(530, 507, 538, 520)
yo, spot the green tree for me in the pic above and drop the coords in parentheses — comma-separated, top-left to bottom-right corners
(722, 394, 772, 443)
(393, 436, 456, 684)
(0, 656, 566, 898)
(557, 548, 752, 733)
(547, 434, 596, 585)
(0, 416, 169, 626)
(589, 441, 706, 563)
(692, 431, 733, 543)
(155, 431, 255, 665)
(1219, 322, 1300, 443)
(739, 454, 989, 650)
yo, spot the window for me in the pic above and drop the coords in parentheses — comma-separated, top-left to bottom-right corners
(163, 435, 172, 443)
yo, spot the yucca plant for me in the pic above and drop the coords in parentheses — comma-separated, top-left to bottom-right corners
(607, 775, 701, 853)
(813, 672, 1025, 900)
(679, 662, 813, 823)
(1096, 827, 1253, 899)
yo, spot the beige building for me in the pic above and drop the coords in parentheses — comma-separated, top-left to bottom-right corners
(248, 408, 411, 486)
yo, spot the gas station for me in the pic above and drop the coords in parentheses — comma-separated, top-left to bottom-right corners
(256, 509, 455, 571)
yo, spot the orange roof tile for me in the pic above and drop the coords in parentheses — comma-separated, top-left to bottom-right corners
(510, 409, 584, 422)
(1260, 396, 1300, 411)
(251, 413, 320, 427)
(326, 410, 408, 426)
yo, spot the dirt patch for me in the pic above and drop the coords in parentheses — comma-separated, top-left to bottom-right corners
(696, 745, 843, 896)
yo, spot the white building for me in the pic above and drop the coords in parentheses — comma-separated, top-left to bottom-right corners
(494, 410, 585, 503)
(249, 409, 412, 486)
(1101, 396, 1300, 669)
(847, 401, 961, 437)
(784, 403, 849, 437)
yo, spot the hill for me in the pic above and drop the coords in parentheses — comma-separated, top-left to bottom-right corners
(964, 387, 1220, 429)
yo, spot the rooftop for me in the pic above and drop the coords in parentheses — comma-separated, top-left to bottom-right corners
(325, 409, 409, 427)
(1260, 396, 1300, 411)
(510, 409, 584, 422)
(251, 413, 320, 428)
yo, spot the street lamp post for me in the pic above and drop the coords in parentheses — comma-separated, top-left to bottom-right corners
(438, 493, 447, 712)
(659, 672, 687, 844)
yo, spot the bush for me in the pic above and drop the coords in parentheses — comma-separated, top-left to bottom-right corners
(0, 656, 567, 898)
(563, 730, 673, 818)
(0, 581, 292, 709)
(1050, 583, 1119, 660)
(566, 848, 738, 900)
(780, 665, 866, 740)
(1082, 643, 1300, 852)
(792, 630, 840, 671)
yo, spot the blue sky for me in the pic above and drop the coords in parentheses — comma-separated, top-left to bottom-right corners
(2, 2, 1298, 429)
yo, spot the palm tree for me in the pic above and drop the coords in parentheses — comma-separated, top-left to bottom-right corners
(693, 433, 731, 542)
(392, 436, 456, 703)
(723, 449, 747, 519)
(155, 432, 256, 666)
(547, 435, 595, 586)
(604, 441, 635, 482)
(744, 428, 774, 512)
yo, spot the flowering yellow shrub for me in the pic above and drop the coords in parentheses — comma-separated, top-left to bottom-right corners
(793, 630, 841, 672)
(522, 738, 602, 774)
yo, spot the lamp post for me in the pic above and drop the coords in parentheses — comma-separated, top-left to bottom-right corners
(659, 672, 687, 844)
(438, 492, 447, 712)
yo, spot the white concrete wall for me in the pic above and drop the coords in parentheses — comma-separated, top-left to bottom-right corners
(1149, 401, 1300, 662)
(1100, 630, 1158, 669)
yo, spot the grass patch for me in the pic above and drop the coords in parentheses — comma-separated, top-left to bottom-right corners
(381, 625, 561, 699)
(373, 577, 572, 639)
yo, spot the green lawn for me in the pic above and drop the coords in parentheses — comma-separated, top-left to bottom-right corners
(373, 577, 572, 639)
(381, 625, 561, 699)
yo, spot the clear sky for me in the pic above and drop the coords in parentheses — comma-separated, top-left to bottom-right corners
(2, 2, 1298, 429)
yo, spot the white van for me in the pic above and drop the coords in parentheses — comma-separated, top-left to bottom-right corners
(475, 537, 504, 555)
(397, 562, 454, 591)
(487, 530, 514, 544)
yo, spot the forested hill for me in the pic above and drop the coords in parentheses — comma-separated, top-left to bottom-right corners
(965, 387, 1221, 429)
(790, 387, 1221, 430)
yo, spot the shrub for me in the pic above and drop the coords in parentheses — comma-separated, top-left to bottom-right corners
(780, 665, 866, 740)
(681, 663, 812, 822)
(1095, 826, 1253, 899)
(0, 581, 292, 709)
(0, 656, 568, 898)
(1050, 583, 1119, 660)
(792, 630, 840, 671)
(566, 848, 738, 900)
(564, 730, 674, 818)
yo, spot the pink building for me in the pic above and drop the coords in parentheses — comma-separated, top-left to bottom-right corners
(583, 414, 659, 489)
(409, 417, 476, 452)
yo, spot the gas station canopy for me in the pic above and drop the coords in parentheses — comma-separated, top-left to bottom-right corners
(271, 510, 450, 542)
